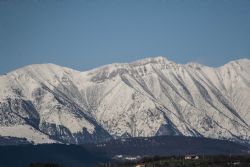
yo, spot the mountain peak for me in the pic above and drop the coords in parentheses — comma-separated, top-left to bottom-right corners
(5, 63, 80, 77)
(86, 56, 171, 74)
(131, 56, 171, 66)
(227, 58, 250, 65)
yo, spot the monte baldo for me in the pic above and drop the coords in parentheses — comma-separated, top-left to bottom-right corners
(0, 57, 249, 145)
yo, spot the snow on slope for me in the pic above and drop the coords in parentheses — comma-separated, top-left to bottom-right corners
(0, 57, 249, 144)
(0, 125, 56, 144)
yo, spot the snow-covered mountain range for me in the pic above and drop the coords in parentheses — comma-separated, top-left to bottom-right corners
(0, 57, 249, 144)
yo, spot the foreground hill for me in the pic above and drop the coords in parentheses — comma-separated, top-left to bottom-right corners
(0, 57, 249, 144)
(85, 136, 250, 157)
(0, 136, 249, 167)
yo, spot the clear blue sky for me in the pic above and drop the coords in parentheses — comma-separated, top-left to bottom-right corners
(0, 0, 250, 74)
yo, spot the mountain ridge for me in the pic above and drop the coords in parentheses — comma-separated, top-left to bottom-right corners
(0, 56, 249, 144)
(2, 56, 249, 76)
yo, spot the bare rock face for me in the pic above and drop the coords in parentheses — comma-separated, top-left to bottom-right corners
(0, 57, 249, 144)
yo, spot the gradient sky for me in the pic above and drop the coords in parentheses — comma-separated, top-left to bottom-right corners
(0, 0, 250, 74)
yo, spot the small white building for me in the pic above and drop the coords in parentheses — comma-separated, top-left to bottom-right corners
(185, 155, 199, 160)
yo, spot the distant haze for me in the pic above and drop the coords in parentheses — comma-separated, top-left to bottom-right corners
(0, 0, 250, 74)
